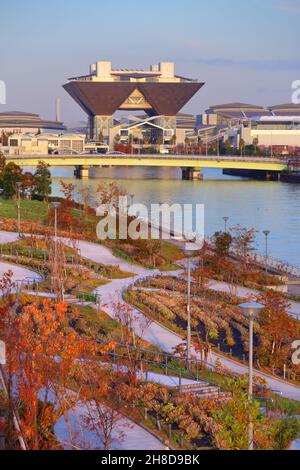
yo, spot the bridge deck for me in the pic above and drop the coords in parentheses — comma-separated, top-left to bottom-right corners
(6, 154, 286, 172)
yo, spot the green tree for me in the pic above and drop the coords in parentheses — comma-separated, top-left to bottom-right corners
(0, 152, 6, 187)
(239, 138, 245, 156)
(21, 171, 36, 199)
(212, 379, 274, 450)
(2, 162, 22, 199)
(272, 418, 299, 450)
(224, 138, 234, 155)
(34, 161, 52, 201)
(253, 137, 259, 155)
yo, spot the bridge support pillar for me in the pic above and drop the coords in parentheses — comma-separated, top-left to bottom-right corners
(75, 165, 90, 179)
(192, 168, 203, 180)
(181, 167, 203, 181)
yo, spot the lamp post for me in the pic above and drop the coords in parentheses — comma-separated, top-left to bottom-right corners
(51, 202, 62, 299)
(51, 202, 61, 240)
(262, 230, 270, 274)
(223, 216, 229, 233)
(239, 302, 264, 451)
(184, 236, 202, 362)
(51, 201, 61, 265)
(16, 181, 21, 238)
(129, 194, 134, 207)
(0, 340, 5, 366)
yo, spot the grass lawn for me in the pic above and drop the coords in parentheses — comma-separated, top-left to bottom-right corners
(0, 196, 49, 224)
(160, 241, 183, 263)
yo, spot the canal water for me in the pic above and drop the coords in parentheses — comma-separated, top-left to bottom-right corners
(45, 166, 300, 268)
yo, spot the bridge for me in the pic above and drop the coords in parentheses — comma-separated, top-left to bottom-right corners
(6, 154, 287, 179)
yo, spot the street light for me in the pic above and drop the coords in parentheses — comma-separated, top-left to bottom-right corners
(51, 202, 62, 299)
(51, 202, 61, 240)
(262, 230, 271, 274)
(16, 181, 21, 238)
(239, 301, 264, 451)
(223, 216, 229, 233)
(217, 132, 220, 157)
(0, 340, 5, 365)
(184, 235, 203, 362)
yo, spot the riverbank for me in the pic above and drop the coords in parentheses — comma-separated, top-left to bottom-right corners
(49, 167, 300, 267)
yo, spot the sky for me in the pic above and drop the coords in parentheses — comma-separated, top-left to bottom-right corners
(0, 0, 299, 123)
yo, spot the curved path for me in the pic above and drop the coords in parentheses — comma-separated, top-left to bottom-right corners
(207, 279, 300, 320)
(77, 240, 300, 401)
(55, 402, 165, 450)
(1, 230, 299, 401)
(0, 260, 40, 284)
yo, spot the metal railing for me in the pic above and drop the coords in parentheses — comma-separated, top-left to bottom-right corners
(95, 339, 281, 397)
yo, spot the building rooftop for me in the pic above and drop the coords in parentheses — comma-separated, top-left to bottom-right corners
(68, 60, 199, 84)
(0, 111, 65, 130)
(269, 103, 300, 110)
(209, 103, 266, 111)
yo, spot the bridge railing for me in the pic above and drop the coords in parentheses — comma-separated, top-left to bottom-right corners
(6, 154, 288, 164)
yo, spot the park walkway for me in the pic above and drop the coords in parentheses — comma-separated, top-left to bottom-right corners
(1, 230, 299, 401)
(0, 260, 41, 284)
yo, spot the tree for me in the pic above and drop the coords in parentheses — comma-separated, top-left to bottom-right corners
(253, 137, 259, 155)
(21, 172, 36, 199)
(224, 138, 234, 155)
(59, 180, 75, 202)
(80, 365, 125, 450)
(231, 225, 257, 262)
(169, 135, 176, 146)
(212, 378, 274, 450)
(0, 152, 6, 186)
(78, 186, 94, 212)
(34, 161, 52, 201)
(213, 231, 233, 258)
(239, 138, 245, 156)
(143, 239, 161, 267)
(0, 284, 112, 450)
(256, 290, 299, 371)
(2, 162, 22, 199)
(96, 182, 126, 208)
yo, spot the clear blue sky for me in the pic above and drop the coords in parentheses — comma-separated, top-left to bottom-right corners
(1, 0, 299, 123)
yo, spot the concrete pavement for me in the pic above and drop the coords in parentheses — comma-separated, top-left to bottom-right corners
(0, 261, 41, 284)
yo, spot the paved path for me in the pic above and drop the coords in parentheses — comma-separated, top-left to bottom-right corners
(1, 230, 299, 401)
(97, 276, 300, 399)
(38, 388, 164, 450)
(207, 279, 300, 320)
(77, 242, 299, 401)
(63, 238, 148, 276)
(0, 231, 21, 244)
(290, 438, 300, 450)
(0, 260, 40, 284)
(55, 401, 165, 450)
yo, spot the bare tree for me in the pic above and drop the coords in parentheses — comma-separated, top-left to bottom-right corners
(80, 366, 125, 450)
